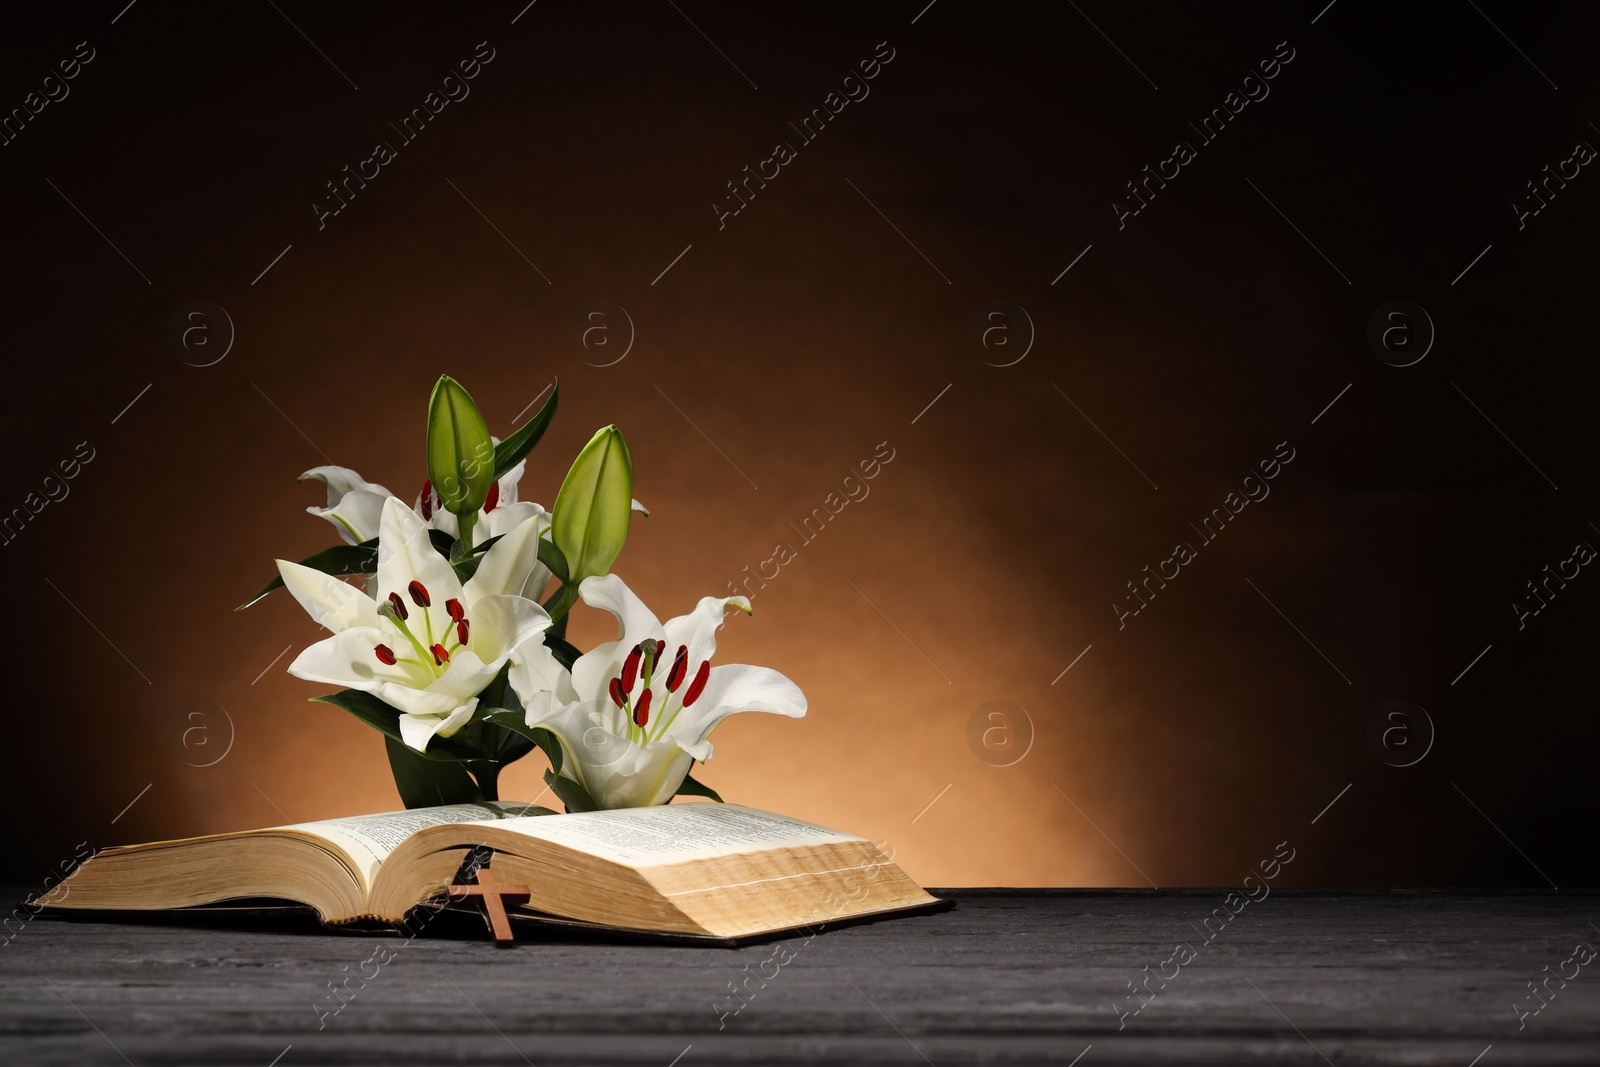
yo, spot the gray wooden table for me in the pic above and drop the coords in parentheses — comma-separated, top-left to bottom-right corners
(2, 889, 1595, 1065)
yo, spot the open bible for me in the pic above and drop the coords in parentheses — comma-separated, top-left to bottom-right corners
(41, 802, 938, 939)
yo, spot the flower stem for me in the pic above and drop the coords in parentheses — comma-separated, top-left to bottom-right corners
(470, 760, 500, 801)
(458, 510, 478, 553)
(544, 583, 583, 623)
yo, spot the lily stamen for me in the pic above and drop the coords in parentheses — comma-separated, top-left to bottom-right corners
(406, 580, 437, 648)
(639, 640, 659, 692)
(647, 656, 710, 743)
(620, 644, 642, 691)
(645, 655, 703, 744)
(683, 660, 711, 706)
(378, 598, 434, 667)
(666, 644, 688, 692)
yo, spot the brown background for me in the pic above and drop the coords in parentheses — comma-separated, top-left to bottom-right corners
(2, 1, 1596, 888)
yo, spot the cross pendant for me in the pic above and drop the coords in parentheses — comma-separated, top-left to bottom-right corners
(446, 865, 531, 945)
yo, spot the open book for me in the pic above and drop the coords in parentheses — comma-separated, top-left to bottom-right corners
(41, 802, 938, 939)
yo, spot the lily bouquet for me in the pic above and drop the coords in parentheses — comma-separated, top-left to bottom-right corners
(241, 378, 806, 812)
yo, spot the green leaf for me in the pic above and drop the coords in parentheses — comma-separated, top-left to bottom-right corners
(538, 538, 570, 585)
(480, 710, 599, 814)
(311, 689, 485, 762)
(674, 773, 724, 802)
(466, 671, 534, 766)
(544, 769, 599, 813)
(544, 633, 582, 671)
(386, 736, 484, 808)
(491, 728, 536, 765)
(493, 381, 560, 481)
(426, 375, 496, 516)
(551, 425, 633, 595)
(237, 540, 379, 611)
(481, 708, 549, 758)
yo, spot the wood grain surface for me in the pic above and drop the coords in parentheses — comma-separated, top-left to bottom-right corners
(3, 889, 1597, 1065)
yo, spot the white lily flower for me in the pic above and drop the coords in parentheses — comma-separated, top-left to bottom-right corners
(278, 497, 552, 752)
(508, 574, 806, 809)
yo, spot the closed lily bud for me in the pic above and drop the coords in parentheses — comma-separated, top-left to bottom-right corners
(425, 375, 496, 518)
(552, 425, 634, 588)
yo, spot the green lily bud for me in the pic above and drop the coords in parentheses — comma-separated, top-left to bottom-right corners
(552, 425, 634, 589)
(425, 376, 496, 518)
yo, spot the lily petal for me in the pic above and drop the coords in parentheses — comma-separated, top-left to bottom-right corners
(496, 456, 527, 505)
(398, 699, 478, 752)
(479, 500, 548, 541)
(287, 625, 426, 689)
(299, 465, 391, 500)
(465, 593, 552, 664)
(375, 648, 499, 719)
(583, 741, 695, 809)
(662, 594, 751, 680)
(508, 638, 570, 711)
(524, 698, 692, 808)
(573, 574, 667, 701)
(374, 497, 464, 611)
(299, 466, 394, 545)
(466, 510, 549, 601)
(665, 662, 808, 751)
(522, 699, 621, 796)
(276, 560, 383, 633)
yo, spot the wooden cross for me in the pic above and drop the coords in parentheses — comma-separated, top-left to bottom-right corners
(446, 865, 530, 945)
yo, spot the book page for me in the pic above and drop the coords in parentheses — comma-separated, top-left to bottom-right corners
(490, 803, 863, 866)
(291, 801, 549, 885)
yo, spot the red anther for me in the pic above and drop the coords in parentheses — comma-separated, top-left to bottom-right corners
(484, 481, 500, 512)
(683, 661, 711, 707)
(456, 619, 470, 645)
(633, 688, 653, 728)
(408, 580, 431, 608)
(420, 479, 434, 520)
(446, 598, 465, 622)
(666, 644, 689, 692)
(430, 643, 451, 666)
(620, 643, 642, 691)
(609, 677, 626, 708)
(374, 644, 397, 666)
(386, 592, 409, 621)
